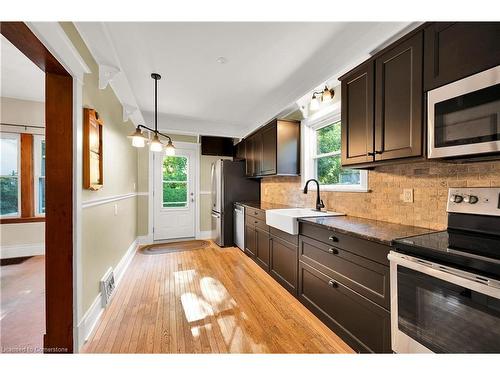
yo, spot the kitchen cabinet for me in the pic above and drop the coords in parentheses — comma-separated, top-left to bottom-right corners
(340, 61, 375, 166)
(374, 31, 423, 161)
(340, 30, 424, 167)
(298, 261, 391, 353)
(298, 221, 391, 353)
(201, 136, 234, 156)
(244, 119, 300, 177)
(245, 209, 270, 271)
(424, 22, 500, 91)
(244, 223, 256, 258)
(269, 235, 298, 296)
(234, 139, 246, 161)
(255, 227, 270, 271)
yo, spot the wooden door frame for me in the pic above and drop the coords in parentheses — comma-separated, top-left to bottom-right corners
(1, 22, 74, 353)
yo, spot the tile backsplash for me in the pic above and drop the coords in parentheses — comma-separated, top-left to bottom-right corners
(261, 160, 500, 230)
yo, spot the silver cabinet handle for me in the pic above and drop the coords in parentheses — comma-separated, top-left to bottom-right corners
(328, 280, 339, 288)
(328, 248, 339, 255)
(329, 235, 338, 242)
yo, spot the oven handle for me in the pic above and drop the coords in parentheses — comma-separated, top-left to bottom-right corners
(388, 251, 500, 298)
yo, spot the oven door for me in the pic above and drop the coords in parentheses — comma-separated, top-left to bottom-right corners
(388, 251, 500, 353)
(428, 65, 500, 159)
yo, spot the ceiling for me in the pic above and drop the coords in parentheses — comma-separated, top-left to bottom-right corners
(75, 22, 416, 137)
(1, 35, 45, 102)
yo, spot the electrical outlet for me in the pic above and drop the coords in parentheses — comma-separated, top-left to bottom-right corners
(114, 204, 118, 216)
(403, 189, 414, 203)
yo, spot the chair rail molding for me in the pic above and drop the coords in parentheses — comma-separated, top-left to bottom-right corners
(82, 192, 138, 209)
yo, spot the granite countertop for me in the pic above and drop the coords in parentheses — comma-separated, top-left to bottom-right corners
(298, 216, 435, 246)
(235, 201, 296, 211)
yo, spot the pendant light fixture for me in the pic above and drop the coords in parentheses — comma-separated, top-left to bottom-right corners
(128, 73, 175, 155)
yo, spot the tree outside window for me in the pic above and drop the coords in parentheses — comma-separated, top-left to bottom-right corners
(162, 156, 188, 208)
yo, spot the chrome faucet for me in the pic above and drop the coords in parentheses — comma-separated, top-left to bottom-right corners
(303, 179, 325, 212)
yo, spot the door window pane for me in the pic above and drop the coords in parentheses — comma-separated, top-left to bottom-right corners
(36, 138, 46, 214)
(0, 135, 20, 216)
(162, 156, 188, 208)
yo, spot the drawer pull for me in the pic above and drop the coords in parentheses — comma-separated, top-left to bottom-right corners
(328, 248, 339, 255)
(254, 221, 258, 224)
(328, 280, 339, 288)
(254, 211, 259, 215)
(328, 235, 339, 242)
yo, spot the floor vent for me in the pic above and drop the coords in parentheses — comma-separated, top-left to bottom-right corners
(100, 268, 115, 307)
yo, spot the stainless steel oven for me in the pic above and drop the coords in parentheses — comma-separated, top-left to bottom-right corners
(391, 187, 500, 353)
(389, 251, 500, 353)
(428, 65, 500, 159)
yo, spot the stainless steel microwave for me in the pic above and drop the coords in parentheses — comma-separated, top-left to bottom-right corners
(428, 65, 500, 159)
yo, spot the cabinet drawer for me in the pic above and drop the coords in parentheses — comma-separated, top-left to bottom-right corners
(270, 227, 298, 246)
(270, 236, 298, 295)
(246, 214, 268, 232)
(298, 261, 391, 353)
(299, 235, 389, 309)
(300, 222, 390, 266)
(246, 208, 266, 221)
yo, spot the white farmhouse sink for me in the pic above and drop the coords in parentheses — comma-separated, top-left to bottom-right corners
(265, 208, 345, 235)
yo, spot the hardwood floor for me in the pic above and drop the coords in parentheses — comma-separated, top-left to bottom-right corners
(1, 256, 45, 353)
(82, 241, 353, 353)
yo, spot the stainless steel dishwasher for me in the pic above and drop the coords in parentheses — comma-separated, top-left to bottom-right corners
(233, 204, 245, 251)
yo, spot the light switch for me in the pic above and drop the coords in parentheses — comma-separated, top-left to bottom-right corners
(403, 189, 414, 203)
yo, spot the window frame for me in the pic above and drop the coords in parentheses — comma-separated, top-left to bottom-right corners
(301, 105, 368, 192)
(34, 134, 46, 216)
(0, 132, 21, 218)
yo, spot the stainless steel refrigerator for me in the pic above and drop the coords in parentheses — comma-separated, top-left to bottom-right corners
(210, 160, 260, 247)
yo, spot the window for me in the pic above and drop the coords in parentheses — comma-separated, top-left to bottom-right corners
(0, 133, 20, 217)
(303, 107, 368, 192)
(34, 135, 46, 215)
(162, 155, 188, 208)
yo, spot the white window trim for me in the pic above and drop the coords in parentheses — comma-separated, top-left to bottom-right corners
(33, 135, 46, 216)
(301, 106, 368, 193)
(0, 132, 21, 218)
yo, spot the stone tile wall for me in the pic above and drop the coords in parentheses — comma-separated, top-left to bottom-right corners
(261, 160, 500, 230)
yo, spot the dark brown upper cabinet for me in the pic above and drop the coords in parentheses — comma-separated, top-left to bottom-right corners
(374, 31, 423, 161)
(424, 22, 500, 91)
(201, 136, 234, 156)
(340, 29, 424, 167)
(244, 119, 300, 178)
(341, 61, 375, 166)
(233, 139, 246, 160)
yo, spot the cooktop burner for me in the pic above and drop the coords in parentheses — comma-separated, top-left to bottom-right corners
(392, 187, 500, 279)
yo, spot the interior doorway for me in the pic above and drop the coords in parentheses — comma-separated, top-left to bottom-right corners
(0, 22, 74, 353)
(153, 143, 198, 241)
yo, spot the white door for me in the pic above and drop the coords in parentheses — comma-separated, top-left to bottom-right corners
(153, 146, 197, 240)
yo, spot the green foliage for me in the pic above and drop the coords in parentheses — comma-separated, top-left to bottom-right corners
(162, 156, 188, 207)
(0, 177, 19, 215)
(317, 122, 341, 154)
(316, 122, 360, 185)
(163, 156, 187, 181)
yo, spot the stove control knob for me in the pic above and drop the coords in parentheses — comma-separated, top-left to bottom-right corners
(450, 194, 463, 203)
(464, 195, 479, 204)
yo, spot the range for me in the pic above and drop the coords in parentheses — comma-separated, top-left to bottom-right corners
(390, 187, 500, 353)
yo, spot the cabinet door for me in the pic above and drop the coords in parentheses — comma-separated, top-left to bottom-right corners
(234, 140, 246, 161)
(298, 261, 391, 353)
(270, 237, 298, 295)
(341, 61, 375, 166)
(374, 31, 423, 161)
(245, 224, 256, 258)
(255, 227, 270, 271)
(253, 133, 263, 176)
(245, 136, 254, 176)
(424, 22, 500, 91)
(260, 123, 277, 175)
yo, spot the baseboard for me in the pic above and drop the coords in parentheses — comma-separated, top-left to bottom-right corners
(76, 238, 138, 350)
(0, 243, 45, 259)
(196, 230, 213, 240)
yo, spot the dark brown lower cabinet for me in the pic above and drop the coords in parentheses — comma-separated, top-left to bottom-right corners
(269, 236, 298, 296)
(255, 227, 270, 271)
(298, 261, 391, 353)
(245, 224, 256, 258)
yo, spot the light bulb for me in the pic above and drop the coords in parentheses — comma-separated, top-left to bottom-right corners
(131, 136, 145, 147)
(322, 86, 333, 102)
(150, 134, 163, 152)
(165, 140, 176, 156)
(128, 126, 147, 148)
(310, 94, 320, 111)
